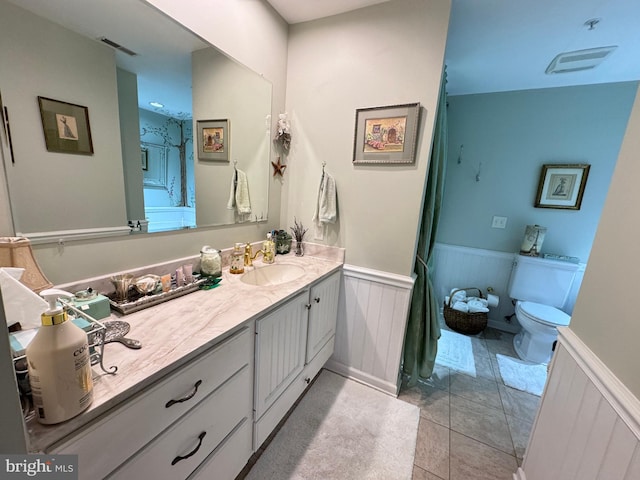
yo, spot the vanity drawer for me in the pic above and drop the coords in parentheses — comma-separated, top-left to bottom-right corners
(188, 417, 252, 480)
(109, 364, 252, 480)
(52, 326, 252, 479)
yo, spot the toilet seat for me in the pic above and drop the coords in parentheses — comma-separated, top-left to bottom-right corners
(517, 301, 570, 327)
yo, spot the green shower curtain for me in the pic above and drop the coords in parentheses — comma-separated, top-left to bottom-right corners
(402, 69, 448, 385)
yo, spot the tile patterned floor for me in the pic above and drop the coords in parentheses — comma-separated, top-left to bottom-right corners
(399, 324, 545, 480)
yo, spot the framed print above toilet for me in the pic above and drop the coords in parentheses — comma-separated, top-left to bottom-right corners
(535, 163, 590, 210)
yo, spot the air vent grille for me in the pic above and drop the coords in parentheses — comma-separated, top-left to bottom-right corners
(545, 46, 617, 74)
(99, 37, 137, 56)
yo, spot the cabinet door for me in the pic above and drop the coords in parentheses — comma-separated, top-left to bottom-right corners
(254, 291, 309, 419)
(306, 271, 341, 363)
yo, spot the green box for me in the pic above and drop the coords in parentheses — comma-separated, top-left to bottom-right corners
(71, 294, 111, 320)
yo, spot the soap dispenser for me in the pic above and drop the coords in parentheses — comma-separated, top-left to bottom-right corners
(230, 243, 245, 274)
(26, 288, 94, 424)
(263, 233, 275, 264)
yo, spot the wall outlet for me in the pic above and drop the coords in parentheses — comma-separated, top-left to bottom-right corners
(492, 215, 507, 229)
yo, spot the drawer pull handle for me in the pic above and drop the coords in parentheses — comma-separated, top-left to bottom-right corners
(171, 431, 206, 466)
(305, 304, 311, 310)
(305, 377, 311, 384)
(165, 380, 202, 408)
(314, 297, 321, 303)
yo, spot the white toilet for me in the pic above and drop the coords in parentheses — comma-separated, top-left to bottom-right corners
(507, 254, 579, 364)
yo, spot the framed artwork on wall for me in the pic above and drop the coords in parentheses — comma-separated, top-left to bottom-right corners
(535, 163, 590, 210)
(197, 119, 229, 161)
(352, 102, 421, 164)
(38, 96, 94, 155)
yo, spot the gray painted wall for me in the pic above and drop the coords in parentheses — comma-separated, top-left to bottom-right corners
(438, 82, 638, 263)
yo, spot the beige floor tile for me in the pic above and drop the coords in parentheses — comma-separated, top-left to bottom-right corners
(449, 371, 502, 410)
(422, 363, 452, 392)
(469, 335, 491, 357)
(399, 382, 450, 428)
(414, 417, 450, 480)
(412, 465, 446, 480)
(450, 431, 518, 480)
(497, 383, 541, 425)
(485, 332, 518, 357)
(450, 394, 514, 455)
(472, 351, 497, 381)
(506, 414, 533, 459)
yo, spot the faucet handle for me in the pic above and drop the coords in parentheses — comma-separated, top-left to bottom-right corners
(244, 243, 253, 266)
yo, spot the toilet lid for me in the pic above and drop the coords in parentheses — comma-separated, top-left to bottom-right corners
(518, 301, 571, 327)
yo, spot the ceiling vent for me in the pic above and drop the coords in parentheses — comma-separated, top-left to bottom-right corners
(545, 46, 617, 74)
(99, 37, 138, 56)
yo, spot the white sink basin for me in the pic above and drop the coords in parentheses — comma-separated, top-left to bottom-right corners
(240, 264, 305, 286)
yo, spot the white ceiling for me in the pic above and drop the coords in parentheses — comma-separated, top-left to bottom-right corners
(266, 0, 640, 95)
(9, 0, 207, 117)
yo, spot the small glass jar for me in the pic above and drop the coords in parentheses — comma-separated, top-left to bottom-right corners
(200, 246, 222, 277)
(230, 243, 245, 274)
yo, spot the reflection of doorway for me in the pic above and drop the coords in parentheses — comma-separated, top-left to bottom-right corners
(140, 112, 195, 209)
(140, 111, 195, 231)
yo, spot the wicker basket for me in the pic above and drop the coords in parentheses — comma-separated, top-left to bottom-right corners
(443, 287, 488, 335)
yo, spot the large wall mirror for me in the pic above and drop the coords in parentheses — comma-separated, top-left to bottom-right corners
(0, 0, 272, 241)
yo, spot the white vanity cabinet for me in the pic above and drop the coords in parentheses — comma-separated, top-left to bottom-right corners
(253, 270, 341, 449)
(51, 325, 254, 480)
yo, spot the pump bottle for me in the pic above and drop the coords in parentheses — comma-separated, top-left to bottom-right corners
(26, 289, 94, 424)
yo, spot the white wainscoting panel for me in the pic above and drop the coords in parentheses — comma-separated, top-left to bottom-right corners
(520, 327, 640, 480)
(325, 264, 414, 396)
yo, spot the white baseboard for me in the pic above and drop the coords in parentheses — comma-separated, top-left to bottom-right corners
(324, 360, 399, 397)
(513, 467, 526, 480)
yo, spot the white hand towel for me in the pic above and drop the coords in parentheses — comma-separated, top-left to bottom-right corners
(313, 171, 337, 240)
(227, 168, 251, 214)
(453, 301, 469, 313)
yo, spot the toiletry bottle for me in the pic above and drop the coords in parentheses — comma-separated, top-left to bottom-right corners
(26, 289, 93, 424)
(263, 233, 275, 264)
(230, 243, 245, 274)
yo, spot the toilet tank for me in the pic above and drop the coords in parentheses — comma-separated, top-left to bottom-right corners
(508, 255, 579, 308)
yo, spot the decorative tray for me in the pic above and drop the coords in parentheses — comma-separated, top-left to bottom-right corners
(108, 277, 210, 315)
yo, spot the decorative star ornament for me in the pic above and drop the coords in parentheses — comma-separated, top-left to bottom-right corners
(272, 156, 287, 177)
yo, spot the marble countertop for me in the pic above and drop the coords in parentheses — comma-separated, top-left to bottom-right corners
(26, 248, 343, 452)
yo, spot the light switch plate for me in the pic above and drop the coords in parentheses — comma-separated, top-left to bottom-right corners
(492, 216, 507, 229)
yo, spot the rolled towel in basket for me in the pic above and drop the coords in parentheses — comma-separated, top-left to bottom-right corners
(467, 297, 489, 307)
(453, 301, 469, 313)
(450, 289, 467, 304)
(467, 300, 489, 313)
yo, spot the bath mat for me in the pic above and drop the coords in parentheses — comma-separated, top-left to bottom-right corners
(496, 354, 547, 396)
(435, 329, 477, 377)
(245, 370, 420, 480)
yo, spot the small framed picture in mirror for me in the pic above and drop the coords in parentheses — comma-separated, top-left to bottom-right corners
(197, 119, 229, 161)
(38, 96, 94, 155)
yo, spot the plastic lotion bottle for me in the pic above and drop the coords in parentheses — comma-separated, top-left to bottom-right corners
(26, 289, 94, 424)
